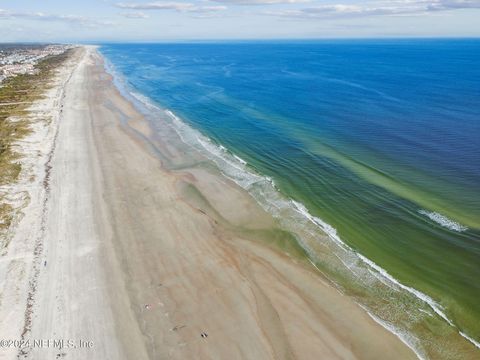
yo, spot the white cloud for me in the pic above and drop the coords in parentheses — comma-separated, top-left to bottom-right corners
(122, 11, 150, 18)
(116, 2, 197, 11)
(115, 2, 227, 13)
(192, 5, 228, 12)
(211, 0, 309, 4)
(0, 8, 115, 27)
(264, 0, 480, 18)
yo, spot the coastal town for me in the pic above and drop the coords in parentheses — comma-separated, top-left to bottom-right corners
(0, 44, 71, 84)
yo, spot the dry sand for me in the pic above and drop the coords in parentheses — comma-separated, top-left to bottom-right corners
(0, 46, 417, 359)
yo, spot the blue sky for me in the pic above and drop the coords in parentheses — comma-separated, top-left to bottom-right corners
(1, 0, 479, 41)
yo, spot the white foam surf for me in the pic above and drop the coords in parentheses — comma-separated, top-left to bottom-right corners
(361, 306, 426, 360)
(131, 91, 158, 110)
(289, 200, 454, 327)
(460, 331, 480, 349)
(357, 253, 454, 326)
(418, 210, 468, 232)
(290, 200, 349, 250)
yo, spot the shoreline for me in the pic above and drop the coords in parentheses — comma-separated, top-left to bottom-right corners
(104, 46, 479, 358)
(89, 48, 418, 358)
(2, 46, 419, 359)
(103, 47, 480, 358)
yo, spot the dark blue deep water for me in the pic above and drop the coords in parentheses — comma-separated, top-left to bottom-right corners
(100, 40, 480, 356)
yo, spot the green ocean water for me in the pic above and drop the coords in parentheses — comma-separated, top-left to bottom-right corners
(101, 40, 480, 358)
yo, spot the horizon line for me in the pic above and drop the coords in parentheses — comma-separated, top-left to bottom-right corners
(2, 36, 480, 45)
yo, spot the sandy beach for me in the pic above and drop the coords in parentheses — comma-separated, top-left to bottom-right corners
(0, 46, 417, 359)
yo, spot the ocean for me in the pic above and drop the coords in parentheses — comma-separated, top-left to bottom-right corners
(100, 40, 480, 359)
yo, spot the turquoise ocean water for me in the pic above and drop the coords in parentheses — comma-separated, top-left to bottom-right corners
(101, 40, 480, 358)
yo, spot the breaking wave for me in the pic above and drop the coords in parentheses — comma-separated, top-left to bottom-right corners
(419, 210, 468, 232)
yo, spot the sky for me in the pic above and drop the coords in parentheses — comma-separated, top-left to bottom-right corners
(0, 0, 479, 41)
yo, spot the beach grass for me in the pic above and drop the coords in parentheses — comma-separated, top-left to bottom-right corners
(0, 49, 72, 241)
(0, 50, 71, 184)
(0, 203, 13, 232)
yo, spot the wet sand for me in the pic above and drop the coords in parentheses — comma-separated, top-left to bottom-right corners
(0, 46, 417, 359)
